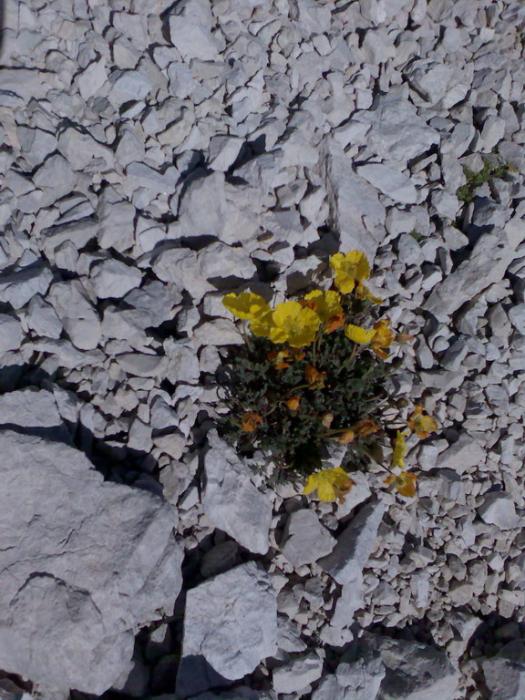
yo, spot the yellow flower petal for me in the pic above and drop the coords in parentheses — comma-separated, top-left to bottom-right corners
(249, 309, 274, 337)
(330, 251, 370, 295)
(303, 473, 319, 495)
(371, 319, 395, 359)
(407, 405, 439, 439)
(345, 323, 376, 344)
(385, 471, 417, 498)
(392, 430, 409, 468)
(271, 300, 321, 348)
(302, 466, 354, 503)
(303, 289, 343, 324)
(223, 292, 270, 320)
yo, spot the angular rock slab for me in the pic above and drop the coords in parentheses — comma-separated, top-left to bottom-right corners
(481, 640, 525, 700)
(364, 634, 460, 699)
(203, 431, 272, 554)
(280, 509, 336, 567)
(181, 562, 277, 680)
(0, 429, 183, 697)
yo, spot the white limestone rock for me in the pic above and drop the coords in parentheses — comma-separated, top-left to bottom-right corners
(0, 313, 23, 353)
(424, 217, 524, 321)
(0, 260, 53, 309)
(273, 652, 323, 695)
(0, 429, 183, 697)
(363, 635, 460, 699)
(77, 59, 108, 100)
(0, 388, 62, 431)
(478, 492, 521, 530)
(181, 562, 277, 680)
(91, 259, 142, 299)
(481, 641, 525, 699)
(357, 163, 418, 205)
(353, 88, 439, 165)
(203, 431, 272, 554)
(168, 0, 221, 61)
(280, 509, 336, 567)
(319, 499, 385, 585)
(47, 280, 102, 351)
(324, 151, 386, 260)
(435, 434, 485, 474)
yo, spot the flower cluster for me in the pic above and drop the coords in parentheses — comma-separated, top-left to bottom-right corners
(218, 250, 438, 504)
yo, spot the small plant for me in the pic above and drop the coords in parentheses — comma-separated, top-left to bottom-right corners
(217, 251, 438, 503)
(456, 158, 514, 204)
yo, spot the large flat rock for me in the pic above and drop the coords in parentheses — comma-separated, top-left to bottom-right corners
(0, 428, 183, 697)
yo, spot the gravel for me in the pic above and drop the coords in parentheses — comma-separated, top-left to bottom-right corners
(1, 0, 525, 697)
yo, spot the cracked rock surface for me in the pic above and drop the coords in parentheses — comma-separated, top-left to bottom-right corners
(1, 0, 525, 698)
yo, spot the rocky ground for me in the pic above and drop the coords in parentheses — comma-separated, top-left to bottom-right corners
(1, 0, 525, 698)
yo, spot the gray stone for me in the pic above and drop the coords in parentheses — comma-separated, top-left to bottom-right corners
(58, 128, 114, 171)
(319, 499, 385, 585)
(357, 164, 418, 205)
(153, 243, 255, 302)
(313, 647, 385, 700)
(424, 217, 524, 321)
(0, 389, 62, 431)
(203, 431, 272, 554)
(91, 259, 142, 299)
(324, 151, 386, 260)
(0, 314, 22, 353)
(481, 641, 525, 700)
(26, 295, 62, 343)
(169, 0, 221, 61)
(116, 352, 167, 378)
(126, 162, 179, 195)
(0, 429, 183, 697)
(109, 69, 154, 106)
(181, 562, 277, 680)
(96, 188, 135, 253)
(280, 509, 336, 567)
(78, 59, 108, 100)
(435, 434, 485, 474)
(363, 634, 459, 699)
(208, 135, 243, 171)
(273, 652, 323, 695)
(354, 90, 439, 164)
(47, 280, 101, 351)
(0, 260, 53, 309)
(177, 173, 261, 245)
(478, 492, 521, 530)
(509, 304, 525, 334)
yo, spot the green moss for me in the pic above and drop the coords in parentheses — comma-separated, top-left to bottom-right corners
(456, 158, 514, 204)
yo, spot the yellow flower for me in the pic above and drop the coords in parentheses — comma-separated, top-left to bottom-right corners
(329, 251, 370, 294)
(371, 319, 394, 360)
(303, 466, 354, 503)
(407, 405, 439, 439)
(385, 471, 417, 498)
(240, 411, 263, 433)
(248, 309, 274, 338)
(305, 364, 327, 389)
(345, 323, 376, 344)
(337, 429, 355, 445)
(269, 301, 321, 348)
(302, 290, 344, 331)
(223, 291, 270, 320)
(355, 281, 382, 304)
(286, 395, 301, 412)
(392, 430, 409, 468)
(353, 418, 381, 437)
